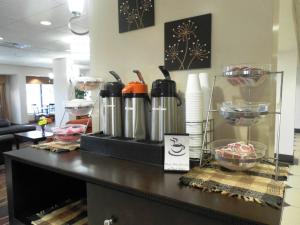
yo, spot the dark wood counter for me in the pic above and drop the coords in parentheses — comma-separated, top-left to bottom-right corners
(4, 148, 282, 225)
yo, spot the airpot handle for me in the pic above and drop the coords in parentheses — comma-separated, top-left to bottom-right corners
(109, 71, 123, 83)
(159, 66, 171, 80)
(175, 93, 182, 106)
(133, 70, 145, 84)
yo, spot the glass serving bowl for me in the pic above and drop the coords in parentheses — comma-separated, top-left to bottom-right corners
(219, 101, 269, 126)
(223, 65, 270, 87)
(65, 99, 94, 116)
(210, 139, 266, 171)
(52, 124, 86, 142)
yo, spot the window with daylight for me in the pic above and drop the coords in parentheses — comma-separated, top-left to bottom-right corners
(26, 76, 54, 114)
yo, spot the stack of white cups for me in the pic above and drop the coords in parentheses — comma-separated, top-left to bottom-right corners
(199, 73, 211, 144)
(185, 74, 203, 159)
(199, 72, 211, 120)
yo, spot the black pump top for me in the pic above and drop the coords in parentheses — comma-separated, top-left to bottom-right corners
(100, 71, 124, 97)
(151, 79, 177, 97)
(100, 82, 124, 97)
(151, 66, 177, 97)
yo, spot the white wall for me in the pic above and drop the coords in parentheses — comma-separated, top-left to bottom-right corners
(0, 64, 51, 124)
(89, 0, 300, 157)
(296, 65, 300, 129)
(90, 0, 275, 88)
(276, 0, 299, 156)
(90, 0, 276, 133)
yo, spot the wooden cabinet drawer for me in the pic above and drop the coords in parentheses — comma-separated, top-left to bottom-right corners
(87, 183, 226, 225)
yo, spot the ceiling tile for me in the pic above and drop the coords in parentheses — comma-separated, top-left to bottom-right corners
(0, 0, 89, 68)
(0, 15, 16, 27)
(0, 0, 63, 20)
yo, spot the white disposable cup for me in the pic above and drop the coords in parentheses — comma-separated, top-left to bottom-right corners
(199, 73, 209, 89)
(185, 96, 202, 99)
(186, 118, 202, 123)
(189, 154, 200, 159)
(189, 148, 201, 158)
(185, 100, 203, 106)
(186, 119, 202, 123)
(186, 91, 204, 120)
(190, 139, 203, 147)
(190, 134, 203, 138)
(186, 103, 201, 108)
(186, 92, 202, 96)
(186, 100, 202, 105)
(185, 98, 202, 103)
(186, 123, 202, 133)
(199, 73, 212, 119)
(186, 107, 202, 111)
(186, 112, 202, 117)
(190, 146, 201, 150)
(190, 146, 202, 150)
(190, 154, 200, 159)
(186, 128, 202, 134)
(186, 74, 201, 93)
(186, 105, 203, 110)
(185, 95, 202, 100)
(186, 110, 203, 121)
(186, 104, 203, 110)
(185, 74, 203, 122)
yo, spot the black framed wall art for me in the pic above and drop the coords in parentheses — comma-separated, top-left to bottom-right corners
(118, 0, 155, 33)
(164, 14, 212, 71)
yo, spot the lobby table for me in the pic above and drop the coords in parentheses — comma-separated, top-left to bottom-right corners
(4, 148, 282, 225)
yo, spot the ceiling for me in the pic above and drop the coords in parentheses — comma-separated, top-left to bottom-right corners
(0, 0, 90, 69)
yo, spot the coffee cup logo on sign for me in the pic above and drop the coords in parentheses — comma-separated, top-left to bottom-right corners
(168, 137, 186, 157)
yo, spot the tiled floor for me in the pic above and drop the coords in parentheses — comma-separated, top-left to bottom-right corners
(281, 133, 300, 225)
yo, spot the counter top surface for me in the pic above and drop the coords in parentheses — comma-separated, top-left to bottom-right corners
(4, 148, 281, 225)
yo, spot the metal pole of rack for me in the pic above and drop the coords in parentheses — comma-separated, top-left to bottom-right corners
(200, 75, 216, 167)
(275, 72, 284, 181)
(59, 110, 66, 128)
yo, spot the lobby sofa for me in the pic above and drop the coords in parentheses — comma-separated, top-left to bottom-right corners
(0, 134, 14, 164)
(0, 120, 36, 164)
(0, 124, 36, 136)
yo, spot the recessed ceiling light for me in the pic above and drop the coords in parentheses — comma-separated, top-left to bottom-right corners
(48, 73, 54, 79)
(40, 21, 52, 26)
(0, 37, 3, 40)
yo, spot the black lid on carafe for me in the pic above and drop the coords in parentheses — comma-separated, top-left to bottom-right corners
(151, 66, 177, 97)
(100, 82, 124, 97)
(100, 71, 124, 97)
(151, 79, 177, 97)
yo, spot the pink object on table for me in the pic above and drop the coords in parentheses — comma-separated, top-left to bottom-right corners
(52, 124, 86, 142)
(215, 142, 257, 160)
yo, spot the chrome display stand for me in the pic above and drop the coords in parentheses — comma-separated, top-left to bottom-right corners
(58, 105, 95, 134)
(201, 71, 284, 180)
(58, 83, 102, 134)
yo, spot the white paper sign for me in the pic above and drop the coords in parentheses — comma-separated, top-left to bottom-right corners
(164, 134, 190, 171)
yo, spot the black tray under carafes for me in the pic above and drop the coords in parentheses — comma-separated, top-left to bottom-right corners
(80, 133, 164, 166)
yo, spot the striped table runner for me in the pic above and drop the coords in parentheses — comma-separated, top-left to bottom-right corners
(32, 141, 80, 152)
(30, 199, 88, 225)
(180, 162, 289, 208)
(0, 165, 8, 225)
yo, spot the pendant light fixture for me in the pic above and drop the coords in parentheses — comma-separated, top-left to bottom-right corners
(67, 0, 89, 36)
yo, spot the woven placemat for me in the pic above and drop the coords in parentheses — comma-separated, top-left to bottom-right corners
(32, 141, 80, 153)
(180, 162, 288, 208)
(30, 199, 87, 225)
